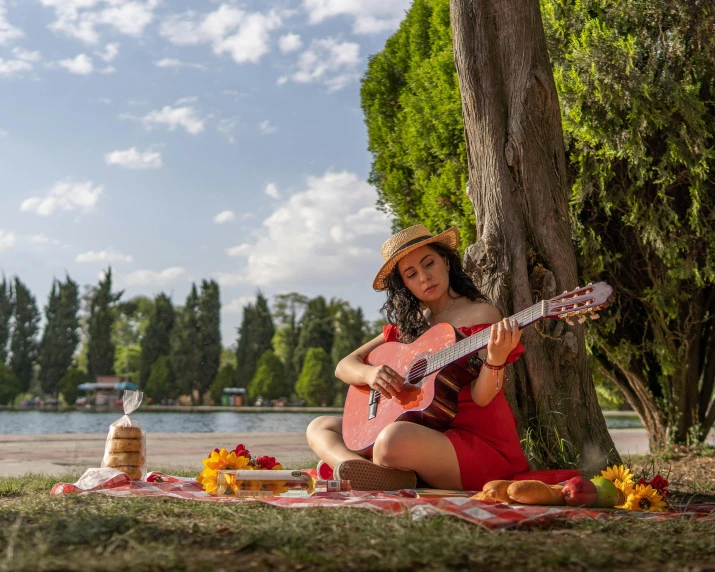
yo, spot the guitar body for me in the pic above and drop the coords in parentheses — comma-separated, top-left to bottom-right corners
(342, 323, 476, 455)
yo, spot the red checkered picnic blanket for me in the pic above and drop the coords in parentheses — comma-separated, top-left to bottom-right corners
(51, 469, 715, 530)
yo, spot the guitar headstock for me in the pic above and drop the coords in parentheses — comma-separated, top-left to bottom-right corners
(545, 282, 614, 325)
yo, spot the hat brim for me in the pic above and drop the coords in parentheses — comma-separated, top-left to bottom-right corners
(372, 227, 460, 291)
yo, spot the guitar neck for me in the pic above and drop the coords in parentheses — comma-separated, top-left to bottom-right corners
(426, 301, 546, 372)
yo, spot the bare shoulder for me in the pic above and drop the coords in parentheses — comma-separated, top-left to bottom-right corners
(462, 301, 502, 326)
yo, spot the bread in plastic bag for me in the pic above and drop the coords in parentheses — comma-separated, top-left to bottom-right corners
(101, 390, 146, 481)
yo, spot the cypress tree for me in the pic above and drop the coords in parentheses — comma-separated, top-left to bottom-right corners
(234, 292, 274, 388)
(331, 306, 368, 404)
(198, 279, 221, 396)
(39, 276, 80, 395)
(58, 367, 87, 406)
(293, 296, 334, 375)
(295, 347, 335, 407)
(0, 362, 22, 405)
(170, 285, 202, 399)
(9, 277, 40, 393)
(139, 293, 175, 387)
(248, 349, 286, 403)
(210, 363, 236, 405)
(144, 356, 175, 403)
(87, 268, 122, 381)
(0, 277, 13, 364)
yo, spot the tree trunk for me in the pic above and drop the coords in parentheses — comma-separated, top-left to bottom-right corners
(450, 0, 619, 470)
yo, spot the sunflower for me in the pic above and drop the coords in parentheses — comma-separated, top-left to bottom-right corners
(600, 464, 635, 486)
(614, 479, 634, 508)
(623, 484, 668, 512)
(197, 448, 252, 494)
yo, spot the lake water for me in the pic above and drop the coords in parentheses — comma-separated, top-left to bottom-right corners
(0, 410, 643, 435)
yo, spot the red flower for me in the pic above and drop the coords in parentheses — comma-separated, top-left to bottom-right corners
(233, 444, 251, 459)
(207, 447, 221, 458)
(638, 475, 671, 498)
(256, 455, 280, 470)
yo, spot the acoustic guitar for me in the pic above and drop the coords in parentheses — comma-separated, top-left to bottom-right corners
(342, 282, 613, 454)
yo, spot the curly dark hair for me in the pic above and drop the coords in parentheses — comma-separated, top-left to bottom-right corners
(380, 242, 487, 343)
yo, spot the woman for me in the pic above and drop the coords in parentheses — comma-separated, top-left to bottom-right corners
(306, 224, 530, 491)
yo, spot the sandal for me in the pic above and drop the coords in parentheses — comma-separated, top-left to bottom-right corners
(334, 459, 417, 491)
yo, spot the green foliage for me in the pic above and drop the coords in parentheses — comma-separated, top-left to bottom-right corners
(272, 292, 308, 384)
(9, 277, 40, 392)
(38, 276, 80, 395)
(210, 363, 236, 405)
(198, 280, 221, 397)
(139, 293, 174, 387)
(113, 296, 154, 347)
(295, 347, 335, 407)
(360, 0, 475, 248)
(58, 367, 87, 405)
(294, 296, 334, 375)
(542, 0, 715, 443)
(113, 344, 141, 383)
(0, 362, 22, 405)
(144, 356, 174, 403)
(87, 268, 122, 381)
(248, 349, 287, 403)
(170, 285, 202, 398)
(331, 306, 368, 403)
(234, 292, 275, 389)
(0, 276, 13, 364)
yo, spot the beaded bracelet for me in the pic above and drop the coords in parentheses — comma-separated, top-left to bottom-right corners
(483, 360, 507, 371)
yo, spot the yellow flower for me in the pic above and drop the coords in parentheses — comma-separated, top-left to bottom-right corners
(197, 448, 252, 494)
(613, 479, 634, 508)
(623, 484, 668, 512)
(599, 464, 635, 486)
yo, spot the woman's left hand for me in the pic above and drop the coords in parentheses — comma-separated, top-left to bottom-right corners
(486, 318, 522, 366)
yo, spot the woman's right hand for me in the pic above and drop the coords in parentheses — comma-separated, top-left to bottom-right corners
(365, 365, 403, 399)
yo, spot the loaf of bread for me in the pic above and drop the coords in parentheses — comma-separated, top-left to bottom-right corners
(478, 480, 514, 503)
(506, 480, 565, 505)
(111, 426, 143, 440)
(107, 438, 143, 453)
(106, 451, 146, 467)
(104, 424, 145, 480)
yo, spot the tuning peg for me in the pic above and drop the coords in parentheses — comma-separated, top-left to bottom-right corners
(578, 315, 587, 324)
(565, 318, 574, 326)
(590, 313, 600, 320)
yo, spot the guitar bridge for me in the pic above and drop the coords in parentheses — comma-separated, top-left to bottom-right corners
(368, 389, 379, 420)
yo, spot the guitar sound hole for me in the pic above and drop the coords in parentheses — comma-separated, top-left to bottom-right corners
(405, 358, 428, 389)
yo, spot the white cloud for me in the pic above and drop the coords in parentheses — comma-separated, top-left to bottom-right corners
(223, 296, 254, 313)
(285, 38, 360, 92)
(12, 47, 41, 63)
(214, 210, 236, 224)
(0, 128, 6, 136)
(217, 116, 239, 143)
(0, 0, 23, 45)
(76, 248, 133, 263)
(0, 230, 16, 252)
(259, 119, 278, 135)
(279, 33, 302, 53)
(40, 0, 159, 45)
(105, 147, 163, 169)
(265, 183, 280, 199)
(58, 53, 94, 75)
(97, 42, 119, 62)
(175, 95, 197, 105)
(135, 105, 205, 135)
(154, 58, 206, 70)
(303, 0, 411, 34)
(123, 266, 186, 286)
(160, 5, 283, 65)
(28, 234, 50, 244)
(213, 170, 391, 288)
(0, 58, 31, 76)
(21, 180, 103, 216)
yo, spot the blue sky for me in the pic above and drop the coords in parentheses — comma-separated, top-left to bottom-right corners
(0, 0, 413, 345)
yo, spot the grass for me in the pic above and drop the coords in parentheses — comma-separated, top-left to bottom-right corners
(1, 462, 714, 571)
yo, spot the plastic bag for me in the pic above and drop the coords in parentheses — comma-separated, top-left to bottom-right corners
(101, 390, 146, 481)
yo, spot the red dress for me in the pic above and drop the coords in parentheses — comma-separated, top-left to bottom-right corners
(383, 323, 530, 490)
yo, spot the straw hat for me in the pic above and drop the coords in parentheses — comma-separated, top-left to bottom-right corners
(373, 224, 459, 291)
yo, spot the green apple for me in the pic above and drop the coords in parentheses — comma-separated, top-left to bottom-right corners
(590, 476, 619, 508)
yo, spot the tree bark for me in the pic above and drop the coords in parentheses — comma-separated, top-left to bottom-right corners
(450, 0, 619, 470)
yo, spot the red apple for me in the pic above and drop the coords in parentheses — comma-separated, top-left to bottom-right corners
(561, 476, 597, 507)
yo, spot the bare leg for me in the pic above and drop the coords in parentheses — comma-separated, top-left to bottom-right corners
(373, 421, 463, 489)
(306, 416, 364, 468)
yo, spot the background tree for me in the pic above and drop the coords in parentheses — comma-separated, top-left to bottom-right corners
(272, 292, 308, 387)
(331, 306, 368, 404)
(0, 362, 22, 405)
(543, 0, 715, 448)
(113, 296, 154, 347)
(39, 276, 80, 395)
(198, 280, 221, 398)
(295, 347, 335, 407)
(362, 0, 618, 467)
(87, 268, 122, 381)
(144, 356, 175, 403)
(0, 277, 13, 364)
(248, 349, 286, 404)
(10, 277, 40, 393)
(58, 367, 87, 406)
(234, 292, 274, 388)
(293, 296, 334, 375)
(171, 285, 202, 400)
(113, 345, 141, 382)
(210, 363, 236, 405)
(139, 293, 174, 387)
